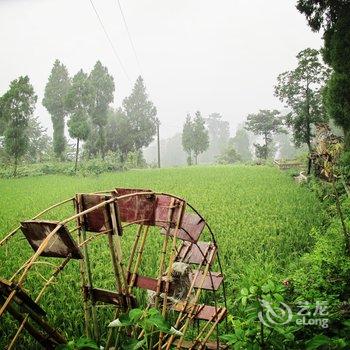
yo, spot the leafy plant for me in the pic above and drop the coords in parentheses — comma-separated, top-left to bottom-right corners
(221, 281, 300, 349)
(56, 337, 99, 350)
(108, 308, 182, 350)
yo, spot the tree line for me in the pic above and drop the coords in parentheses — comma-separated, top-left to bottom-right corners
(181, 45, 346, 168)
(224, 47, 346, 171)
(0, 59, 158, 175)
(241, 0, 350, 168)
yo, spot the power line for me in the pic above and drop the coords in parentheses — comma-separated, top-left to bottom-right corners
(115, 0, 142, 75)
(88, 0, 130, 81)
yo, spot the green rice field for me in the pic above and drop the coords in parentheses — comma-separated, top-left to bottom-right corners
(0, 165, 323, 348)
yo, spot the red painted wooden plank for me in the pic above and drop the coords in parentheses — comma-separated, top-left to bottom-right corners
(78, 194, 120, 234)
(83, 286, 136, 308)
(115, 188, 156, 225)
(190, 271, 223, 291)
(115, 189, 185, 228)
(174, 340, 228, 349)
(20, 220, 83, 259)
(162, 212, 205, 242)
(172, 302, 226, 322)
(176, 241, 217, 265)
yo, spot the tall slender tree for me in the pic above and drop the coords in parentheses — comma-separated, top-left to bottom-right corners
(181, 112, 209, 165)
(192, 111, 209, 164)
(43, 59, 70, 160)
(66, 70, 92, 172)
(296, 1, 350, 148)
(89, 61, 115, 159)
(0, 96, 6, 136)
(182, 114, 194, 165)
(122, 76, 157, 156)
(105, 108, 133, 161)
(1, 76, 37, 175)
(275, 49, 330, 157)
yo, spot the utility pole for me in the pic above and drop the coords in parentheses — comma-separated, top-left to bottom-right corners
(156, 118, 161, 168)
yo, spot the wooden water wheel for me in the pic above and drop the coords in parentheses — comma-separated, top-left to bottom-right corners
(0, 188, 228, 349)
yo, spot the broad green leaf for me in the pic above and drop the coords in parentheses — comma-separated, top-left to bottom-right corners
(129, 308, 143, 322)
(261, 284, 270, 293)
(241, 288, 249, 296)
(306, 335, 331, 350)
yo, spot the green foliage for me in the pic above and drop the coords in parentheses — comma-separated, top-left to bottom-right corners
(322, 7, 350, 73)
(182, 114, 193, 163)
(88, 61, 115, 158)
(297, 2, 350, 149)
(181, 111, 209, 164)
(275, 48, 329, 151)
(105, 108, 127, 157)
(289, 171, 350, 347)
(306, 332, 350, 350)
(296, 0, 349, 32)
(66, 69, 93, 171)
(254, 143, 269, 160)
(274, 132, 307, 160)
(201, 113, 230, 162)
(0, 166, 323, 348)
(0, 96, 6, 136)
(231, 128, 251, 161)
(322, 7, 350, 148)
(222, 281, 299, 349)
(43, 59, 70, 160)
(56, 337, 99, 350)
(245, 109, 284, 159)
(124, 150, 147, 169)
(217, 145, 241, 164)
(1, 76, 37, 175)
(66, 70, 92, 141)
(0, 155, 124, 178)
(108, 308, 182, 349)
(324, 72, 350, 138)
(292, 223, 350, 304)
(122, 76, 157, 152)
(25, 115, 51, 163)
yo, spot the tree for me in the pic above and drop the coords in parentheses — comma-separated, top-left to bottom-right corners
(217, 145, 241, 164)
(182, 114, 194, 165)
(192, 111, 209, 164)
(181, 111, 209, 165)
(1, 76, 37, 175)
(105, 108, 133, 161)
(201, 113, 230, 162)
(324, 72, 350, 147)
(26, 116, 51, 163)
(66, 70, 92, 172)
(296, 0, 348, 32)
(297, 1, 350, 148)
(231, 128, 251, 161)
(274, 49, 329, 154)
(89, 61, 115, 159)
(274, 132, 297, 160)
(122, 76, 157, 155)
(245, 110, 285, 159)
(322, 8, 350, 148)
(43, 59, 70, 160)
(0, 96, 6, 136)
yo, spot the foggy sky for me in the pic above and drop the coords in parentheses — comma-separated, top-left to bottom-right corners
(0, 0, 322, 140)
